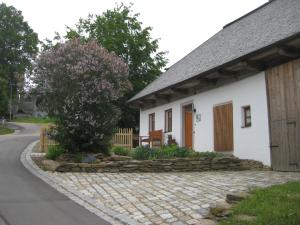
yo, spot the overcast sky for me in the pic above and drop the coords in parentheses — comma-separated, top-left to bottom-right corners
(3, 0, 267, 66)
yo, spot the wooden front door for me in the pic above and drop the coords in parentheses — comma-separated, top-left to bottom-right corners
(185, 111, 193, 149)
(266, 59, 300, 171)
(213, 102, 233, 151)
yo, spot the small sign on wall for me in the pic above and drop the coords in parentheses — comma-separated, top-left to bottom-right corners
(196, 113, 201, 122)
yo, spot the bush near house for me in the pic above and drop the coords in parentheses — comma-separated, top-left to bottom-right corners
(112, 146, 130, 156)
(46, 145, 65, 160)
(34, 39, 131, 154)
(220, 182, 300, 225)
(113, 144, 224, 160)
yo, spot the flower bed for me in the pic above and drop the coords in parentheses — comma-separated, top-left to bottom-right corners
(34, 144, 268, 173)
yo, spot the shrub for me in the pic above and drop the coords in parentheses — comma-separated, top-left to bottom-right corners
(74, 152, 83, 163)
(131, 145, 224, 160)
(131, 146, 154, 160)
(113, 146, 130, 156)
(46, 145, 65, 160)
(172, 146, 191, 158)
(132, 144, 192, 160)
(34, 39, 131, 154)
(158, 144, 191, 158)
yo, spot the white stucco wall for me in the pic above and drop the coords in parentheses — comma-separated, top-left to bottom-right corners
(139, 72, 271, 165)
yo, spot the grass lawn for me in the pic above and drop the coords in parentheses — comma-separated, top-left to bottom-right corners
(220, 182, 300, 225)
(13, 117, 55, 124)
(0, 126, 14, 135)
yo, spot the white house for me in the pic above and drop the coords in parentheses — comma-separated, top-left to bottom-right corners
(128, 0, 300, 171)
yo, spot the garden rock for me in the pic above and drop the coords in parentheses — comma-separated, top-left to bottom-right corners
(42, 160, 61, 172)
(48, 156, 266, 173)
(82, 154, 97, 163)
(107, 155, 132, 161)
(226, 192, 250, 204)
(210, 201, 232, 218)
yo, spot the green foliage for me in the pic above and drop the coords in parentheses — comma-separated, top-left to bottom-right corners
(0, 126, 14, 135)
(220, 182, 300, 225)
(131, 146, 153, 160)
(0, 3, 38, 111)
(62, 3, 168, 128)
(113, 146, 130, 156)
(131, 145, 223, 160)
(46, 145, 65, 160)
(13, 116, 55, 124)
(35, 39, 130, 154)
(74, 152, 83, 163)
(164, 145, 191, 158)
(0, 78, 8, 117)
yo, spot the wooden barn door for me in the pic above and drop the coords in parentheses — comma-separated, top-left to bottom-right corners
(183, 104, 193, 149)
(214, 102, 233, 151)
(266, 59, 300, 171)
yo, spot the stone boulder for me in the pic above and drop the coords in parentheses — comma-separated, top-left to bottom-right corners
(42, 160, 61, 172)
(226, 192, 250, 204)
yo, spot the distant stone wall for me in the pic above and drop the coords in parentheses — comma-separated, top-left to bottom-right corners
(55, 157, 267, 173)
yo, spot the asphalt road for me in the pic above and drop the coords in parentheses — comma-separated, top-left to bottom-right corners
(0, 123, 110, 225)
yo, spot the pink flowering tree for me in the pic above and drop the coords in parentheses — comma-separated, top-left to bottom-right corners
(34, 39, 131, 153)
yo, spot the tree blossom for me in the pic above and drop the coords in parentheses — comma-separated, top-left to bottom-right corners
(34, 38, 131, 153)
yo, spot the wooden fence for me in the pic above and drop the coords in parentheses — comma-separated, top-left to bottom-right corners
(40, 127, 133, 152)
(112, 128, 133, 149)
(40, 126, 58, 152)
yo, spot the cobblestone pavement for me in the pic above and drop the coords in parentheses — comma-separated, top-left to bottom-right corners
(49, 171, 300, 225)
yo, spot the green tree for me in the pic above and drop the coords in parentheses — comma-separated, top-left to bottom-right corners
(0, 3, 38, 117)
(35, 39, 131, 153)
(65, 3, 168, 128)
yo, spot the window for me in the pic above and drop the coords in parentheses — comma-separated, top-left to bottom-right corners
(165, 109, 172, 132)
(242, 106, 251, 127)
(149, 113, 155, 132)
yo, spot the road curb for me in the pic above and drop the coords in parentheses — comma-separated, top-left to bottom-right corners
(20, 141, 141, 225)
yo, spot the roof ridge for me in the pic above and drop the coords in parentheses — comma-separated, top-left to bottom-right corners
(223, 0, 274, 29)
(141, 1, 273, 93)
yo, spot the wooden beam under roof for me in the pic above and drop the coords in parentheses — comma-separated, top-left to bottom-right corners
(171, 87, 190, 95)
(196, 77, 218, 86)
(143, 98, 156, 104)
(241, 60, 265, 71)
(154, 93, 172, 102)
(277, 46, 300, 58)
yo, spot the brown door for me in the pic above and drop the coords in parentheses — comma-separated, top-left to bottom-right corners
(266, 59, 300, 171)
(184, 111, 193, 149)
(213, 102, 233, 151)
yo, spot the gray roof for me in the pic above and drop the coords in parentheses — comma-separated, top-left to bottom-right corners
(130, 0, 300, 102)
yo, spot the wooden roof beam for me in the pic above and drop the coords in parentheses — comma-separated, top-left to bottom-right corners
(242, 60, 265, 71)
(196, 77, 218, 86)
(155, 93, 172, 102)
(171, 87, 190, 95)
(143, 98, 156, 104)
(277, 46, 300, 58)
(215, 69, 238, 78)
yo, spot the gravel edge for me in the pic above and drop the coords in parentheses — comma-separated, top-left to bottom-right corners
(20, 140, 141, 225)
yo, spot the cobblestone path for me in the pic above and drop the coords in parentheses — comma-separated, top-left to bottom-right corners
(50, 171, 300, 225)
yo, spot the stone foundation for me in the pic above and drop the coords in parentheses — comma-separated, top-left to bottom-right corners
(54, 157, 267, 173)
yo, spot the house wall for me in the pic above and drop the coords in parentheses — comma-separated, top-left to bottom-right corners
(139, 72, 271, 165)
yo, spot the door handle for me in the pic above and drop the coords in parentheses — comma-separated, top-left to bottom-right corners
(270, 145, 279, 148)
(287, 121, 296, 125)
